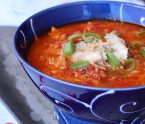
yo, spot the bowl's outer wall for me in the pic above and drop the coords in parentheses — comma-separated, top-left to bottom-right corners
(14, 1, 145, 123)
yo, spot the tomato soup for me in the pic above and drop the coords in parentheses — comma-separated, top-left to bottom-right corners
(28, 20, 145, 88)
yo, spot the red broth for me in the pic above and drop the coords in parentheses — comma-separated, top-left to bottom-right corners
(28, 20, 145, 88)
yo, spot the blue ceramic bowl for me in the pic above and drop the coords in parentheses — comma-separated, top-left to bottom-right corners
(14, 1, 145, 124)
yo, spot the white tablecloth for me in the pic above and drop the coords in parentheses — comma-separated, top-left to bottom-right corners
(1, 0, 145, 26)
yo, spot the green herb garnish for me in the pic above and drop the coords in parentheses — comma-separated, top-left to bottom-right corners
(140, 47, 145, 58)
(136, 29, 145, 37)
(67, 33, 82, 42)
(131, 41, 143, 47)
(83, 32, 101, 43)
(124, 58, 136, 72)
(63, 41, 75, 55)
(106, 49, 120, 67)
(70, 60, 89, 70)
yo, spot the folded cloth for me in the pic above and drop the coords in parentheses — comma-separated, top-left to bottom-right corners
(0, 0, 144, 26)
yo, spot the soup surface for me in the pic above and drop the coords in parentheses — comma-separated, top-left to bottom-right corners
(28, 20, 145, 88)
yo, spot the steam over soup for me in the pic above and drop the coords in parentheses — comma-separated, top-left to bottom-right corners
(28, 20, 145, 88)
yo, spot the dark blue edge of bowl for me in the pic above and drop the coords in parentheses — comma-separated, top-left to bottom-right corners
(13, 1, 145, 91)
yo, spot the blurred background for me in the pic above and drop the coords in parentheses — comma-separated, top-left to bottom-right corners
(0, 0, 144, 124)
(0, 0, 144, 26)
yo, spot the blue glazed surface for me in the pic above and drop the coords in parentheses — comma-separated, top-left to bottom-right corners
(14, 1, 145, 124)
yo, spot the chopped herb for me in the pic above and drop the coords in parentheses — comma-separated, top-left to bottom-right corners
(136, 29, 145, 37)
(130, 41, 143, 47)
(70, 60, 89, 70)
(140, 47, 145, 58)
(63, 41, 75, 55)
(106, 49, 120, 67)
(68, 33, 82, 42)
(124, 58, 136, 72)
(83, 32, 101, 43)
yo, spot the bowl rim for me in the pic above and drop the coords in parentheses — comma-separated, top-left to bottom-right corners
(14, 1, 145, 91)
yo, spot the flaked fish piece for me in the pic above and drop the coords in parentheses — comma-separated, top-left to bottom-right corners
(72, 41, 107, 65)
(70, 31, 128, 69)
(72, 50, 104, 64)
(104, 31, 128, 60)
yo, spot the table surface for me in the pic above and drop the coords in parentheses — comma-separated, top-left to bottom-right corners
(0, 26, 58, 124)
